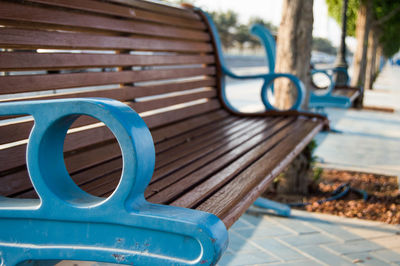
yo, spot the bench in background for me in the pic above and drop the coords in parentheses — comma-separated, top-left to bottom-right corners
(249, 24, 362, 109)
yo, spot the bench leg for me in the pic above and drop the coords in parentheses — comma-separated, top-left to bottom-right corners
(253, 198, 291, 217)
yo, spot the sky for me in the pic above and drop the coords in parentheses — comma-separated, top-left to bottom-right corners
(193, 0, 356, 52)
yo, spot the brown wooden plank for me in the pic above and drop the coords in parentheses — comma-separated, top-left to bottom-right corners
(154, 118, 255, 169)
(0, 28, 213, 52)
(0, 125, 117, 174)
(0, 52, 215, 71)
(0, 2, 209, 41)
(107, 0, 200, 20)
(0, 100, 221, 174)
(147, 119, 267, 188)
(0, 80, 218, 145)
(81, 170, 122, 196)
(222, 121, 323, 228)
(333, 87, 360, 102)
(196, 119, 323, 226)
(151, 109, 227, 143)
(92, 117, 269, 198)
(7, 115, 232, 197)
(144, 99, 221, 129)
(0, 168, 31, 197)
(26, 0, 206, 30)
(0, 67, 216, 95)
(169, 117, 298, 208)
(130, 90, 217, 113)
(146, 117, 290, 203)
(72, 157, 123, 189)
(155, 116, 237, 154)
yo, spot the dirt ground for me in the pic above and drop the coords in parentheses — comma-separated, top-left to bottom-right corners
(264, 169, 400, 224)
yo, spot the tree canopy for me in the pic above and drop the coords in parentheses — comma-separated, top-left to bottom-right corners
(326, 0, 400, 57)
(326, 0, 359, 37)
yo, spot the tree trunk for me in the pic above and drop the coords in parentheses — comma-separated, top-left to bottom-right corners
(365, 26, 379, 90)
(272, 0, 314, 195)
(375, 45, 383, 74)
(274, 0, 314, 110)
(351, 0, 373, 88)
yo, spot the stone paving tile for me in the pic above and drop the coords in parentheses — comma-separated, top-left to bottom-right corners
(302, 219, 363, 242)
(279, 232, 337, 246)
(266, 215, 319, 235)
(251, 238, 306, 261)
(341, 224, 400, 239)
(228, 231, 265, 253)
(217, 251, 278, 266)
(234, 223, 293, 239)
(257, 260, 325, 266)
(324, 239, 384, 255)
(369, 235, 400, 249)
(230, 218, 254, 230)
(344, 252, 389, 266)
(296, 245, 354, 266)
(260, 259, 323, 266)
(371, 248, 400, 264)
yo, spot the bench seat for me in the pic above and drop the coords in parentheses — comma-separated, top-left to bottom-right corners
(6, 109, 322, 229)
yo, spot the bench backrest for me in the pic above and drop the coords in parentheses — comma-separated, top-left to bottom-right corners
(0, 0, 221, 198)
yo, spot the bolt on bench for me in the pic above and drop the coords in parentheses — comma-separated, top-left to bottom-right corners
(0, 0, 327, 265)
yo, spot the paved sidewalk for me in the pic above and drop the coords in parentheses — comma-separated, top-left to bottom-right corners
(218, 208, 400, 265)
(314, 64, 400, 178)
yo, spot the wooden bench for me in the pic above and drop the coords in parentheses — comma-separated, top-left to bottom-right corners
(0, 1, 327, 264)
(250, 24, 362, 109)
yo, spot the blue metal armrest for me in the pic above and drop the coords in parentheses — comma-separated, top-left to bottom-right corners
(310, 68, 335, 96)
(0, 98, 228, 265)
(309, 68, 352, 108)
(201, 11, 304, 112)
(311, 65, 350, 88)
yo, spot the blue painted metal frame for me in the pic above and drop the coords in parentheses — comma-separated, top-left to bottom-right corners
(0, 98, 228, 265)
(250, 24, 353, 109)
(201, 11, 304, 112)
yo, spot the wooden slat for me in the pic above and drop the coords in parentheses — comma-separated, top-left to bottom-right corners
(151, 109, 229, 143)
(0, 2, 209, 41)
(196, 120, 323, 227)
(2, 112, 231, 197)
(0, 100, 221, 173)
(0, 79, 218, 144)
(169, 118, 297, 208)
(74, 117, 266, 199)
(0, 28, 213, 52)
(0, 52, 215, 71)
(1, 141, 122, 197)
(26, 0, 206, 30)
(0, 67, 216, 94)
(108, 0, 200, 20)
(154, 119, 256, 170)
(144, 99, 221, 129)
(6, 114, 232, 197)
(333, 87, 360, 102)
(147, 117, 289, 203)
(129, 90, 217, 113)
(148, 119, 267, 187)
(155, 116, 237, 153)
(0, 126, 116, 173)
(222, 121, 323, 228)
